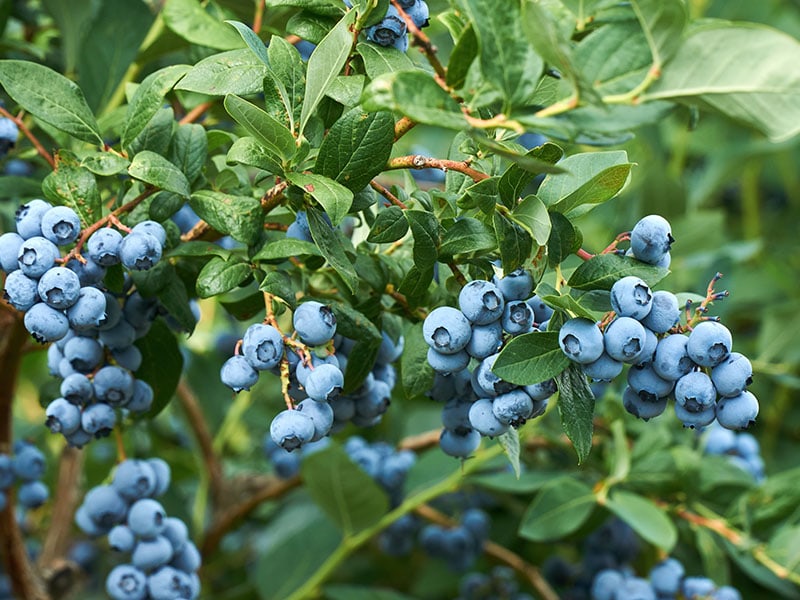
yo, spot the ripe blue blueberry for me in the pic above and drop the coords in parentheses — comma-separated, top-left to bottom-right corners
(147, 566, 195, 600)
(295, 399, 335, 441)
(439, 427, 481, 458)
(170, 540, 201, 573)
(641, 290, 680, 333)
(582, 352, 623, 382)
(604, 316, 647, 363)
(41, 206, 81, 245)
(3, 269, 39, 311)
(441, 399, 471, 431)
(492, 389, 534, 427)
(100, 319, 137, 350)
(501, 300, 534, 335)
(24, 302, 70, 343)
(270, 409, 316, 451)
(67, 286, 107, 330)
(526, 294, 554, 324)
(405, 0, 430, 28)
(427, 347, 469, 375)
(458, 280, 505, 325)
(132, 535, 173, 571)
(366, 5, 407, 49)
(674, 371, 716, 413)
(493, 268, 534, 301)
(128, 379, 155, 413)
(473, 353, 515, 397)
(591, 569, 625, 600)
(558, 318, 604, 364)
(627, 363, 674, 401)
(687, 321, 732, 367)
(105, 564, 148, 600)
(17, 236, 59, 278)
(109, 525, 137, 552)
(293, 301, 337, 346)
(45, 397, 81, 434)
(465, 321, 503, 360)
(716, 390, 759, 430)
(652, 334, 695, 381)
(66, 255, 106, 285)
(610, 276, 653, 320)
(220, 355, 259, 392)
(622, 386, 667, 421)
(242, 323, 284, 370)
(682, 577, 716, 599)
(131, 220, 167, 246)
(87, 228, 124, 266)
(12, 443, 46, 481)
(81, 402, 117, 437)
(711, 351, 752, 397)
(423, 306, 472, 355)
(113, 345, 143, 371)
(674, 400, 716, 429)
(37, 266, 81, 309)
(147, 458, 171, 497)
(15, 199, 52, 239)
(120, 231, 162, 271)
(630, 215, 674, 264)
(649, 558, 685, 596)
(161, 517, 188, 552)
(81, 485, 128, 531)
(64, 335, 104, 372)
(524, 378, 557, 401)
(113, 459, 158, 501)
(93, 365, 135, 406)
(0, 232, 23, 272)
(128, 498, 167, 539)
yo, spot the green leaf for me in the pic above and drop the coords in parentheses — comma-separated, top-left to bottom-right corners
(122, 65, 191, 148)
(0, 60, 102, 144)
(439, 217, 496, 258)
(224, 94, 297, 165)
(196, 256, 252, 298)
(134, 320, 184, 418)
(315, 107, 395, 193)
(127, 106, 174, 157)
(225, 20, 270, 65)
(398, 265, 433, 299)
(539, 293, 596, 321)
(227, 136, 283, 174)
(472, 134, 567, 176)
(162, 0, 245, 50)
(176, 49, 269, 96)
(327, 299, 381, 343)
(189, 190, 264, 245)
(643, 23, 800, 142)
(556, 363, 595, 464)
(471, 470, 563, 494)
(167, 241, 231, 259)
(286, 172, 353, 226)
(324, 585, 416, 600)
(446, 25, 478, 90)
(301, 443, 390, 535)
(356, 42, 415, 79)
(300, 11, 356, 134)
(567, 253, 669, 291)
(253, 239, 322, 261)
(498, 429, 521, 478)
(518, 477, 596, 541)
(493, 332, 570, 386)
(511, 195, 551, 245)
(41, 154, 102, 226)
(405, 210, 439, 269)
(630, 0, 688, 67)
(547, 211, 582, 267)
(80, 152, 130, 176)
(498, 143, 564, 206)
(401, 322, 435, 399)
(606, 490, 677, 552)
(128, 151, 191, 198)
(367, 206, 409, 243)
(41, 0, 99, 76)
(307, 207, 359, 294)
(461, 0, 543, 106)
(493, 211, 532, 274)
(156, 276, 197, 334)
(260, 270, 296, 308)
(169, 124, 207, 185)
(361, 71, 467, 130)
(462, 177, 500, 213)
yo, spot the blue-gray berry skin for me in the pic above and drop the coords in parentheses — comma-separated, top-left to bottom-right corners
(627, 363, 674, 401)
(427, 347, 469, 375)
(366, 5, 407, 48)
(17, 236, 59, 278)
(711, 352, 753, 397)
(466, 321, 503, 360)
(376, 331, 404, 365)
(675, 371, 716, 413)
(501, 300, 534, 335)
(704, 424, 737, 455)
(591, 569, 625, 600)
(458, 280, 505, 325)
(493, 268, 534, 301)
(132, 220, 167, 246)
(99, 318, 137, 351)
(559, 318, 604, 364)
(441, 399, 471, 431)
(242, 323, 284, 370)
(526, 294, 554, 324)
(94, 366, 135, 406)
(87, 228, 124, 266)
(132, 535, 174, 571)
(0, 454, 13, 488)
(45, 397, 81, 434)
(687, 320, 732, 367)
(604, 316, 647, 363)
(19, 480, 51, 509)
(109, 525, 137, 552)
(630, 214, 674, 264)
(161, 517, 188, 552)
(492, 389, 534, 427)
(641, 290, 680, 333)
(406, 0, 430, 27)
(113, 459, 157, 501)
(147, 458, 171, 497)
(622, 386, 667, 421)
(64, 335, 103, 372)
(674, 400, 716, 429)
(37, 266, 81, 309)
(473, 353, 515, 397)
(128, 379, 155, 413)
(716, 390, 759, 430)
(0, 232, 24, 272)
(98, 292, 123, 331)
(582, 352, 623, 382)
(293, 301, 337, 346)
(439, 427, 481, 458)
(81, 484, 129, 531)
(128, 498, 167, 539)
(649, 558, 685, 596)
(294, 353, 337, 387)
(171, 540, 201, 573)
(220, 355, 259, 392)
(105, 564, 148, 600)
(353, 378, 392, 419)
(41, 206, 81, 245)
(610, 276, 653, 320)
(270, 409, 316, 451)
(61, 373, 94, 405)
(147, 566, 194, 600)
(635, 327, 658, 366)
(653, 334, 695, 381)
(3, 269, 39, 311)
(423, 306, 472, 355)
(295, 399, 334, 441)
(524, 378, 557, 401)
(81, 403, 117, 437)
(15, 199, 52, 239)
(66, 286, 107, 330)
(120, 231, 163, 270)
(12, 443, 46, 481)
(113, 345, 143, 371)
(469, 398, 508, 436)
(24, 302, 70, 343)
(66, 256, 106, 285)
(682, 577, 716, 599)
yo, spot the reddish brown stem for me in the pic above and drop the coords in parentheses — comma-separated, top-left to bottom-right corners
(179, 101, 214, 125)
(390, 0, 447, 85)
(370, 180, 408, 210)
(387, 155, 489, 183)
(252, 0, 266, 34)
(394, 116, 417, 141)
(0, 106, 56, 169)
(261, 180, 289, 213)
(576, 248, 594, 261)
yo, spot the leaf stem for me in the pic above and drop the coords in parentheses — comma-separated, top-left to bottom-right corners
(370, 180, 408, 210)
(0, 106, 56, 169)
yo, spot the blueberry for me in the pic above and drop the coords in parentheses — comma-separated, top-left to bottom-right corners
(18, 480, 49, 508)
(649, 557, 685, 596)
(37, 266, 81, 309)
(591, 569, 625, 600)
(687, 321, 732, 367)
(468, 399, 507, 436)
(17, 236, 59, 278)
(427, 347, 470, 375)
(674, 400, 716, 429)
(123, 292, 160, 331)
(675, 371, 716, 413)
(98, 292, 123, 331)
(161, 517, 188, 552)
(462, 509, 490, 543)
(622, 386, 667, 421)
(295, 399, 334, 441)
(286, 220, 312, 242)
(24, 302, 69, 343)
(376, 331, 404, 365)
(353, 378, 392, 419)
(736, 432, 760, 458)
(641, 290, 680, 333)
(423, 306, 472, 355)
(682, 576, 716, 599)
(65, 427, 94, 449)
(105, 564, 148, 600)
(64, 335, 104, 372)
(87, 228, 124, 266)
(458, 280, 505, 325)
(524, 378, 557, 401)
(652, 334, 695, 381)
(493, 269, 534, 301)
(634, 327, 658, 366)
(439, 427, 481, 458)
(109, 525, 137, 552)
(3, 269, 40, 311)
(630, 215, 674, 264)
(120, 232, 162, 270)
(0, 232, 24, 272)
(128, 498, 167, 539)
(465, 321, 503, 360)
(712, 586, 743, 600)
(45, 397, 81, 434)
(441, 398, 472, 431)
(704, 424, 737, 455)
(113, 345, 143, 371)
(65, 255, 105, 285)
(405, 0, 429, 28)
(132, 535, 174, 571)
(170, 540, 201, 573)
(242, 323, 284, 370)
(492, 389, 533, 427)
(100, 318, 137, 350)
(294, 353, 337, 387)
(41, 206, 81, 245)
(473, 353, 515, 397)
(303, 363, 344, 401)
(604, 316, 646, 363)
(610, 276, 653, 320)
(0, 454, 14, 488)
(220, 355, 259, 392)
(501, 300, 534, 335)
(627, 363, 674, 401)
(67, 286, 107, 330)
(366, 5, 407, 48)
(94, 366, 136, 406)
(716, 390, 759, 430)
(526, 294, 554, 324)
(147, 566, 195, 600)
(558, 318, 604, 364)
(582, 352, 623, 382)
(711, 352, 752, 398)
(616, 577, 656, 600)
(131, 220, 167, 246)
(81, 403, 117, 437)
(270, 409, 316, 451)
(128, 379, 155, 413)
(293, 301, 337, 346)
(113, 459, 158, 501)
(148, 458, 171, 497)
(80, 485, 128, 532)
(15, 199, 52, 239)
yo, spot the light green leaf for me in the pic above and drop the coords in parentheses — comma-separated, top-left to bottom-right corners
(518, 477, 596, 541)
(439, 217, 496, 258)
(162, 0, 244, 50)
(42, 153, 102, 226)
(128, 151, 191, 198)
(189, 190, 264, 245)
(607, 490, 678, 552)
(176, 49, 269, 96)
(630, 0, 688, 67)
(224, 94, 297, 164)
(493, 332, 570, 386)
(286, 172, 354, 226)
(512, 195, 551, 244)
(122, 65, 191, 148)
(225, 19, 270, 65)
(80, 152, 130, 176)
(498, 429, 521, 479)
(356, 42, 415, 79)
(367, 206, 409, 243)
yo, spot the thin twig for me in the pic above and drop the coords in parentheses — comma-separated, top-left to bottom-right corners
(0, 106, 56, 169)
(447, 261, 468, 287)
(387, 155, 489, 183)
(394, 116, 416, 141)
(178, 101, 214, 125)
(390, 0, 447, 84)
(253, 0, 266, 34)
(370, 180, 408, 210)
(261, 180, 289, 213)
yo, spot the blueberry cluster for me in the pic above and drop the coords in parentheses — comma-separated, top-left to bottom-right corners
(423, 270, 556, 458)
(703, 423, 764, 482)
(345, 436, 416, 505)
(262, 436, 330, 479)
(0, 441, 49, 512)
(559, 215, 758, 431)
(0, 116, 19, 158)
(75, 458, 201, 600)
(360, 0, 430, 52)
(419, 508, 491, 571)
(457, 565, 533, 600)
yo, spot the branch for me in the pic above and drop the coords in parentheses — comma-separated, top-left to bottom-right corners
(0, 107, 56, 169)
(178, 101, 214, 125)
(261, 180, 289, 213)
(387, 155, 489, 182)
(370, 180, 408, 210)
(394, 116, 416, 141)
(38, 447, 84, 570)
(390, 0, 447, 84)
(414, 504, 560, 600)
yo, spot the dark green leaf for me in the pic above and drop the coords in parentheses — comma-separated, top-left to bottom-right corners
(471, 470, 563, 494)
(493, 212, 532, 273)
(328, 300, 381, 342)
(446, 25, 478, 90)
(405, 210, 439, 269)
(253, 239, 322, 261)
(439, 217, 496, 259)
(41, 154, 102, 226)
(224, 94, 297, 164)
(461, 177, 499, 213)
(0, 60, 102, 144)
(498, 143, 564, 206)
(122, 65, 191, 148)
(606, 491, 677, 552)
(367, 206, 408, 243)
(398, 265, 433, 299)
(343, 338, 381, 393)
(156, 277, 197, 333)
(225, 20, 270, 65)
(176, 49, 269, 96)
(400, 322, 435, 399)
(301, 443, 390, 534)
(128, 151, 191, 198)
(134, 320, 184, 418)
(356, 42, 415, 79)
(189, 190, 263, 245)
(196, 256, 252, 298)
(511, 195, 551, 245)
(324, 585, 416, 600)
(169, 124, 207, 185)
(518, 477, 596, 541)
(127, 106, 175, 157)
(556, 363, 595, 464)
(259, 270, 296, 308)
(227, 136, 283, 174)
(286, 172, 353, 226)
(493, 332, 570, 386)
(268, 36, 307, 133)
(315, 108, 395, 193)
(547, 211, 582, 267)
(567, 253, 669, 291)
(162, 0, 244, 50)
(307, 207, 359, 294)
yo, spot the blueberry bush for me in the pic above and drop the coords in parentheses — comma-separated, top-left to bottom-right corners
(0, 0, 798, 598)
